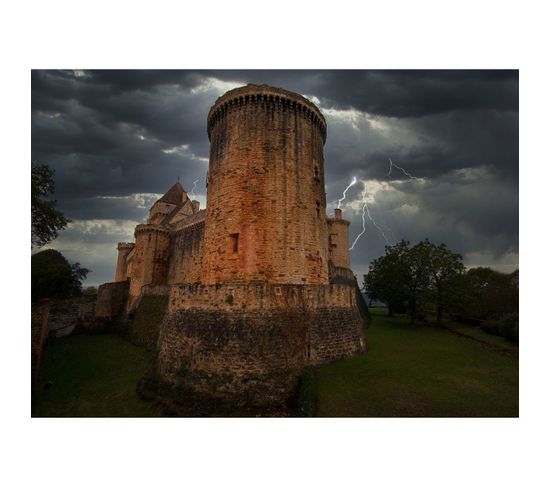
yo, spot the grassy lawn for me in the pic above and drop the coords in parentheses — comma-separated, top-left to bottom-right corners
(32, 334, 162, 417)
(313, 308, 519, 417)
(32, 310, 519, 417)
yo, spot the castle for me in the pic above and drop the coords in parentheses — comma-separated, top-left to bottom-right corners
(96, 84, 368, 411)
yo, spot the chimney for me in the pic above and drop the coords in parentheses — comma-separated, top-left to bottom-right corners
(334, 208, 342, 220)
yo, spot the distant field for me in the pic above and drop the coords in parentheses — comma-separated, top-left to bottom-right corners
(32, 310, 518, 417)
(313, 308, 518, 417)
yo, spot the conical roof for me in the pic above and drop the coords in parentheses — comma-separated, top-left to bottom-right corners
(158, 181, 184, 205)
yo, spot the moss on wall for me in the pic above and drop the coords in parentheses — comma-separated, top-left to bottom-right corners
(125, 294, 169, 351)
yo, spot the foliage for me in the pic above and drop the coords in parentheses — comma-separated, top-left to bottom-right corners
(363, 240, 410, 316)
(32, 249, 90, 302)
(31, 163, 69, 248)
(364, 239, 464, 324)
(499, 313, 519, 343)
(446, 267, 519, 322)
(82, 286, 98, 296)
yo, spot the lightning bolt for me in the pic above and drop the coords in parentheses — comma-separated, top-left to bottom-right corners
(387, 157, 422, 180)
(189, 179, 199, 199)
(349, 182, 391, 251)
(337, 176, 357, 208)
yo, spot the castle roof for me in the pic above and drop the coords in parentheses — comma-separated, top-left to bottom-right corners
(158, 181, 184, 205)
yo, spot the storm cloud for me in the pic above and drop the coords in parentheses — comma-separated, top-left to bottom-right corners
(31, 70, 519, 285)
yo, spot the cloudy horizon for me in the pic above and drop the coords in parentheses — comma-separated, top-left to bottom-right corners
(31, 70, 519, 286)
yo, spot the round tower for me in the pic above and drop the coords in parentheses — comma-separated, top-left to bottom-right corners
(129, 225, 171, 301)
(327, 208, 351, 269)
(202, 84, 329, 284)
(115, 242, 134, 282)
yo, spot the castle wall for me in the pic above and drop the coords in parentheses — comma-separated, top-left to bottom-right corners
(167, 221, 204, 284)
(47, 296, 96, 337)
(154, 283, 366, 408)
(94, 280, 129, 330)
(202, 86, 329, 285)
(166, 282, 356, 312)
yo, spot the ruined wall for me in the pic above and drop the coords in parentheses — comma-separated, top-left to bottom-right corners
(47, 296, 96, 337)
(202, 85, 329, 285)
(167, 221, 204, 284)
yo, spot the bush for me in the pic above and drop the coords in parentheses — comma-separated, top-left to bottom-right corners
(499, 313, 519, 343)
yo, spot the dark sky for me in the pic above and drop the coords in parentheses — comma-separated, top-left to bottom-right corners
(31, 70, 519, 286)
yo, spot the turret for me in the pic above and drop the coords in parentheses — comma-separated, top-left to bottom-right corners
(115, 242, 134, 282)
(327, 208, 351, 269)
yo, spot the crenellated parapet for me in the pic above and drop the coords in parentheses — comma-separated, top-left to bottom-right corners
(134, 224, 171, 238)
(117, 242, 135, 250)
(207, 84, 327, 142)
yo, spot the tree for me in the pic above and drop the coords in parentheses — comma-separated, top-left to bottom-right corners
(365, 239, 465, 325)
(31, 163, 68, 248)
(32, 249, 90, 302)
(364, 240, 410, 316)
(402, 240, 432, 324)
(415, 240, 465, 324)
(461, 267, 519, 320)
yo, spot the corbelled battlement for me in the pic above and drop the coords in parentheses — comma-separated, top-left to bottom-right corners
(134, 224, 171, 237)
(117, 242, 135, 250)
(207, 84, 327, 142)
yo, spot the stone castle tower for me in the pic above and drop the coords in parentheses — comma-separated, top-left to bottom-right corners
(96, 84, 368, 411)
(203, 85, 329, 284)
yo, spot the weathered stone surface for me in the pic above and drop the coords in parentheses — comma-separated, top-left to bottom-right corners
(96, 84, 369, 410)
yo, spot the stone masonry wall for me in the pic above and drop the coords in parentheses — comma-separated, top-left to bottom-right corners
(154, 282, 366, 407)
(202, 85, 329, 285)
(122, 284, 169, 350)
(94, 281, 129, 330)
(47, 296, 96, 337)
(167, 221, 204, 284)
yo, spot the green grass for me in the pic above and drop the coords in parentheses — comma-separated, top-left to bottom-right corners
(32, 310, 519, 417)
(444, 322, 518, 352)
(32, 334, 162, 417)
(313, 309, 519, 417)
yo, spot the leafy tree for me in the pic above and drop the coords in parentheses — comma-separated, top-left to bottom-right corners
(416, 240, 465, 324)
(365, 239, 465, 325)
(32, 249, 90, 302)
(32, 163, 68, 248)
(461, 267, 518, 320)
(364, 240, 410, 316)
(402, 240, 432, 324)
